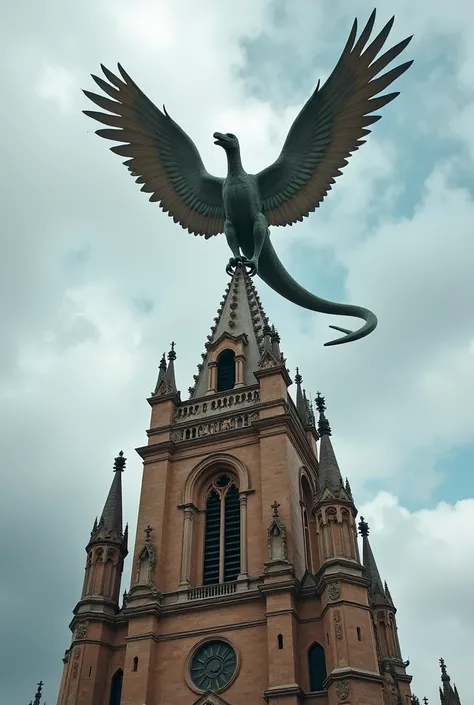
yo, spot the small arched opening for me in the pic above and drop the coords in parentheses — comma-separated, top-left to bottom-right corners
(109, 668, 123, 705)
(308, 642, 327, 692)
(277, 634, 284, 650)
(216, 349, 236, 392)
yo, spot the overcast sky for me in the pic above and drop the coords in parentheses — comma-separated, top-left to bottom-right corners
(1, 0, 473, 702)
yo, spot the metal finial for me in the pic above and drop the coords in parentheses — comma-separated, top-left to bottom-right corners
(113, 450, 126, 472)
(315, 391, 326, 414)
(295, 367, 302, 384)
(271, 500, 280, 517)
(423, 698, 429, 704)
(358, 516, 369, 537)
(168, 341, 176, 361)
(316, 394, 332, 436)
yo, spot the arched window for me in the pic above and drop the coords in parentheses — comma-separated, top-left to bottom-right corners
(308, 642, 327, 692)
(109, 669, 123, 705)
(216, 349, 236, 392)
(132, 656, 138, 672)
(203, 474, 241, 585)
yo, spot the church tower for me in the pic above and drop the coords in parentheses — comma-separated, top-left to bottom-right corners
(56, 263, 415, 705)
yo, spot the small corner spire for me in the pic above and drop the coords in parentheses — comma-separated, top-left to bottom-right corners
(295, 368, 311, 426)
(95, 450, 126, 541)
(439, 657, 462, 704)
(315, 391, 345, 496)
(153, 343, 178, 396)
(33, 681, 43, 705)
(358, 516, 387, 603)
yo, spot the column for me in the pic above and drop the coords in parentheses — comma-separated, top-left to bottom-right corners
(179, 505, 195, 587)
(238, 492, 248, 579)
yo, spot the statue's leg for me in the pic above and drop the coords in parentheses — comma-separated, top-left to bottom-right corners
(225, 219, 242, 274)
(245, 213, 268, 276)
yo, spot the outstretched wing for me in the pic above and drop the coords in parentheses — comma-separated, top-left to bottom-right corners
(83, 64, 225, 238)
(256, 11, 413, 227)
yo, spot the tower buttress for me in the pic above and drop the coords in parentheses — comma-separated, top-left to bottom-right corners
(57, 452, 128, 705)
(358, 516, 413, 702)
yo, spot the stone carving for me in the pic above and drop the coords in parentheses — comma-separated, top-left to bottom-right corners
(380, 660, 402, 705)
(334, 609, 343, 639)
(335, 679, 350, 701)
(171, 412, 259, 443)
(327, 581, 341, 601)
(71, 647, 81, 678)
(75, 621, 88, 640)
(135, 525, 157, 585)
(266, 501, 289, 563)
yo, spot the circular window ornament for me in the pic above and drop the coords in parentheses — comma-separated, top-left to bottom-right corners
(187, 639, 238, 693)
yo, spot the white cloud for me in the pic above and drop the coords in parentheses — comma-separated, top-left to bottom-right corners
(360, 492, 473, 698)
(35, 64, 76, 113)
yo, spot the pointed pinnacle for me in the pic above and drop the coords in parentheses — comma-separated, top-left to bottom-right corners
(295, 367, 302, 385)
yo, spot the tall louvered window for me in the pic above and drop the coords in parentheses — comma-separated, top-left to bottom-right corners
(203, 475, 241, 585)
(216, 349, 236, 392)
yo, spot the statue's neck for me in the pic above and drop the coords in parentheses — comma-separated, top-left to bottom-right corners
(226, 149, 243, 176)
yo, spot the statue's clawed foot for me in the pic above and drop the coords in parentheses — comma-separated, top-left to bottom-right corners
(226, 256, 243, 275)
(242, 257, 258, 277)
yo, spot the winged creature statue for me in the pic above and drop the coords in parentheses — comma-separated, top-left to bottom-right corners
(84, 10, 412, 346)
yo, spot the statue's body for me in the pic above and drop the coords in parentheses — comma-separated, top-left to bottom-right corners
(84, 10, 413, 346)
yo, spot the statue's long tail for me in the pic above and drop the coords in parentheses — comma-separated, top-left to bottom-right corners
(257, 239, 377, 347)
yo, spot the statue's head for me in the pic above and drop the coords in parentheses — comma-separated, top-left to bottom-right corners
(213, 132, 239, 152)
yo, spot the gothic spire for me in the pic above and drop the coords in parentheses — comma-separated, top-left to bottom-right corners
(153, 343, 178, 396)
(315, 392, 344, 493)
(165, 342, 177, 391)
(190, 264, 280, 397)
(94, 451, 126, 543)
(152, 353, 167, 394)
(439, 658, 462, 705)
(295, 369, 309, 425)
(357, 517, 386, 602)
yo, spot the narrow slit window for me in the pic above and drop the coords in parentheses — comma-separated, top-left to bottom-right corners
(277, 634, 284, 649)
(132, 656, 139, 672)
(357, 627, 361, 641)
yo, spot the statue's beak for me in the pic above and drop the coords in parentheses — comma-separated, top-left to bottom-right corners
(213, 132, 227, 147)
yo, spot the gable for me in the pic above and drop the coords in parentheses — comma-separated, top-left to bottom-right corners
(192, 691, 232, 705)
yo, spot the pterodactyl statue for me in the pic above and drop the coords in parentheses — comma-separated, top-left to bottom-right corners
(84, 10, 412, 346)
